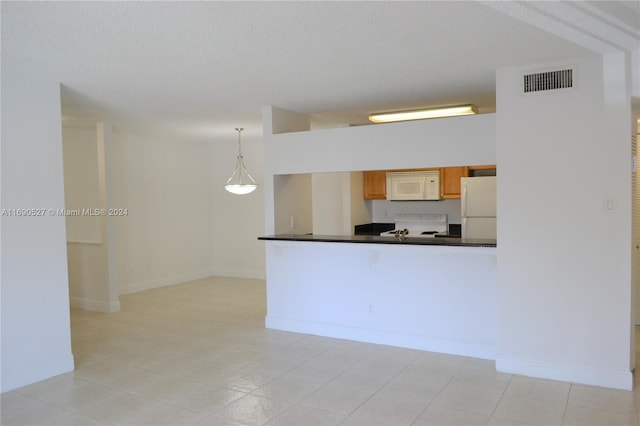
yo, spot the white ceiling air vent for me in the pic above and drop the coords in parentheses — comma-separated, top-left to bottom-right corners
(523, 69, 573, 93)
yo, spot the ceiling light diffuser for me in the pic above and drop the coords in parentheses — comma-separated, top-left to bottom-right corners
(368, 104, 478, 123)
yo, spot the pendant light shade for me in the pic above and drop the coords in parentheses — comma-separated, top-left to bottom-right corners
(224, 128, 258, 195)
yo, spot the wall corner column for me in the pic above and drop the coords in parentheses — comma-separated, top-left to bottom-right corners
(97, 121, 120, 312)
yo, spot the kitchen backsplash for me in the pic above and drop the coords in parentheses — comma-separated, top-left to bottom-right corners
(371, 199, 462, 224)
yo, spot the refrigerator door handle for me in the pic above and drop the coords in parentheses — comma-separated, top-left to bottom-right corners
(462, 217, 467, 239)
(461, 182, 467, 217)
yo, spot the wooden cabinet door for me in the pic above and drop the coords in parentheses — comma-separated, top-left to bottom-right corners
(363, 171, 387, 199)
(440, 166, 469, 199)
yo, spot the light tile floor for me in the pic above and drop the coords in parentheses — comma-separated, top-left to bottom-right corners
(1, 276, 639, 425)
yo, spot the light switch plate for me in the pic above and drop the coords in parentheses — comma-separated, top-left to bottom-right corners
(604, 198, 617, 214)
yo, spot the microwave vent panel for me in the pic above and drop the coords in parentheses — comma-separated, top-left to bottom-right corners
(523, 69, 573, 93)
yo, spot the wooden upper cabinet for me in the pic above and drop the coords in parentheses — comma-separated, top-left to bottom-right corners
(363, 170, 387, 200)
(468, 164, 496, 171)
(440, 166, 469, 199)
(364, 165, 495, 200)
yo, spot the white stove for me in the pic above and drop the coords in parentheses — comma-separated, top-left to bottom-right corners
(379, 213, 448, 239)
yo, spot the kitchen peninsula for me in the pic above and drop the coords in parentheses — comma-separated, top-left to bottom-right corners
(259, 236, 497, 359)
(261, 106, 499, 360)
(260, 45, 635, 392)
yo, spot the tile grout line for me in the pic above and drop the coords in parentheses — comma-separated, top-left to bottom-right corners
(482, 372, 514, 425)
(408, 357, 469, 425)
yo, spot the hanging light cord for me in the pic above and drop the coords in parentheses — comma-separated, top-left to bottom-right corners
(236, 128, 244, 158)
(235, 128, 244, 180)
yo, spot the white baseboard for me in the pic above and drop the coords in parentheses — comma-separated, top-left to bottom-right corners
(118, 268, 218, 295)
(0, 349, 75, 393)
(70, 296, 120, 313)
(266, 316, 497, 360)
(496, 356, 633, 391)
(212, 267, 266, 280)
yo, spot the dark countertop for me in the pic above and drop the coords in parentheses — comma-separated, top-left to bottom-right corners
(258, 234, 496, 247)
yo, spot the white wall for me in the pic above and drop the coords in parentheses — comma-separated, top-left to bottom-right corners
(211, 132, 266, 279)
(312, 172, 346, 235)
(62, 127, 101, 243)
(274, 171, 371, 236)
(62, 127, 267, 295)
(114, 133, 218, 293)
(312, 172, 355, 235)
(496, 54, 633, 390)
(273, 174, 312, 235)
(0, 56, 75, 392)
(63, 126, 117, 312)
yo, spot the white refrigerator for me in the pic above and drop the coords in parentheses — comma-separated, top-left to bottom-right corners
(461, 176, 497, 239)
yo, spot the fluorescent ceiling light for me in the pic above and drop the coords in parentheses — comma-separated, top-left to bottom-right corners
(369, 104, 478, 123)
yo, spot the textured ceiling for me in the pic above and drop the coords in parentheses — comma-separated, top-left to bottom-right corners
(2, 1, 638, 141)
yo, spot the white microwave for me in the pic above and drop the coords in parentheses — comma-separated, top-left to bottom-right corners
(386, 171, 441, 201)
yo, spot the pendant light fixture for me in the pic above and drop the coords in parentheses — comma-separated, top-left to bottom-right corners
(224, 128, 258, 195)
